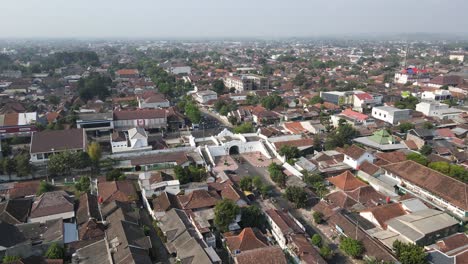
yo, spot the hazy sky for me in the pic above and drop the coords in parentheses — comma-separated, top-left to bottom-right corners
(2, 0, 467, 38)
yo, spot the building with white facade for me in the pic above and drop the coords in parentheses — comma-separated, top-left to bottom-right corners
(139, 171, 180, 198)
(30, 128, 87, 163)
(110, 127, 152, 153)
(415, 101, 465, 120)
(449, 53, 465, 62)
(420, 90, 452, 101)
(372, 106, 411, 125)
(224, 75, 268, 93)
(353, 92, 383, 112)
(341, 145, 374, 170)
(194, 90, 218, 104)
(113, 109, 167, 130)
(381, 160, 468, 221)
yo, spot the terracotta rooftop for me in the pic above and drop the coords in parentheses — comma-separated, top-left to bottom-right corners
(235, 246, 287, 264)
(382, 160, 468, 211)
(328, 171, 367, 191)
(436, 233, 468, 255)
(177, 189, 220, 210)
(224, 228, 267, 252)
(359, 161, 380, 175)
(360, 203, 407, 229)
(98, 180, 137, 204)
(30, 191, 74, 218)
(375, 151, 407, 164)
(341, 145, 367, 160)
(273, 138, 314, 150)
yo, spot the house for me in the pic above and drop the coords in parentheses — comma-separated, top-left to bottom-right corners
(288, 234, 327, 264)
(426, 233, 468, 264)
(371, 106, 411, 125)
(71, 238, 113, 264)
(6, 181, 41, 199)
(158, 208, 220, 264)
(0, 219, 63, 259)
(106, 208, 152, 264)
(151, 191, 179, 220)
(382, 160, 468, 221)
(194, 90, 218, 104)
(382, 209, 459, 246)
(76, 192, 100, 226)
(113, 109, 167, 130)
(115, 69, 139, 79)
(110, 127, 151, 153)
(30, 128, 87, 163)
(76, 112, 114, 132)
(394, 67, 430, 84)
(359, 203, 407, 229)
(353, 92, 383, 112)
(251, 106, 280, 125)
(138, 92, 170, 109)
(29, 191, 75, 223)
(421, 89, 452, 102)
(340, 145, 374, 169)
(139, 171, 180, 198)
(160, 61, 191, 75)
(427, 75, 463, 88)
(327, 171, 367, 192)
(0, 112, 38, 138)
(129, 151, 192, 171)
(265, 209, 305, 249)
(224, 228, 268, 256)
(416, 101, 465, 120)
(97, 180, 138, 205)
(331, 108, 375, 128)
(320, 91, 354, 105)
(309, 150, 351, 176)
(0, 198, 32, 224)
(234, 246, 287, 264)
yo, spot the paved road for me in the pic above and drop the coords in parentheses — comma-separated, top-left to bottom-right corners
(199, 107, 233, 128)
(235, 160, 352, 264)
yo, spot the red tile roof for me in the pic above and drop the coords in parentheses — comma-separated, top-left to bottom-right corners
(98, 180, 137, 204)
(177, 189, 220, 210)
(354, 93, 373, 101)
(225, 228, 267, 252)
(235, 246, 287, 264)
(341, 145, 367, 160)
(341, 108, 369, 121)
(360, 203, 407, 229)
(273, 138, 314, 149)
(328, 171, 367, 191)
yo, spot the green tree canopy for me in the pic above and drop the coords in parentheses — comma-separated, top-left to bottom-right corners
(261, 94, 283, 110)
(78, 72, 112, 101)
(393, 240, 428, 264)
(44, 242, 64, 259)
(212, 79, 225, 94)
(75, 176, 91, 193)
(174, 165, 207, 184)
(185, 101, 202, 124)
(239, 177, 253, 191)
(278, 145, 300, 161)
(214, 199, 240, 232)
(233, 122, 254, 133)
(2, 255, 21, 263)
(339, 237, 364, 258)
(398, 122, 415, 133)
(311, 234, 322, 247)
(406, 153, 429, 166)
(240, 205, 265, 229)
(284, 186, 308, 208)
(268, 163, 287, 188)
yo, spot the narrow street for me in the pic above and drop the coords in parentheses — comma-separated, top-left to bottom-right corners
(199, 107, 233, 128)
(235, 159, 353, 264)
(140, 208, 173, 264)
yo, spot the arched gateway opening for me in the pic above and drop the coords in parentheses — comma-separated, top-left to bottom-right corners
(229, 145, 240, 155)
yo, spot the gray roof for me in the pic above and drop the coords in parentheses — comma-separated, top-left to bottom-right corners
(385, 209, 459, 243)
(73, 238, 113, 264)
(77, 112, 113, 122)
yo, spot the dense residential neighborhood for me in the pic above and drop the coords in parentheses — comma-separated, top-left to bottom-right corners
(1, 16, 468, 264)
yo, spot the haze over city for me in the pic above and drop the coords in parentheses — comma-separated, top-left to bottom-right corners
(2, 0, 468, 38)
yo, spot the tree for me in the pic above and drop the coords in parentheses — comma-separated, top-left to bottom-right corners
(214, 199, 240, 232)
(406, 153, 429, 166)
(261, 94, 283, 110)
(37, 181, 54, 195)
(428, 161, 450, 174)
(212, 79, 225, 94)
(312, 181, 329, 199)
(395, 96, 419, 110)
(419, 145, 432, 156)
(48, 151, 80, 176)
(75, 176, 91, 193)
(260, 184, 272, 198)
(44, 242, 64, 259)
(278, 145, 300, 161)
(339, 237, 364, 258)
(15, 154, 32, 177)
(319, 244, 334, 260)
(252, 176, 263, 190)
(239, 177, 253, 191)
(304, 172, 323, 187)
(47, 95, 60, 105)
(268, 163, 287, 188)
(423, 122, 434, 129)
(87, 142, 102, 168)
(185, 101, 201, 124)
(284, 186, 307, 208)
(1, 142, 12, 156)
(392, 240, 428, 264)
(309, 95, 324, 105)
(78, 72, 112, 101)
(241, 205, 264, 229)
(2, 256, 21, 263)
(399, 122, 415, 133)
(233, 122, 254, 133)
(3, 158, 16, 177)
(311, 234, 322, 247)
(313, 211, 323, 224)
(106, 169, 125, 181)
(324, 122, 359, 150)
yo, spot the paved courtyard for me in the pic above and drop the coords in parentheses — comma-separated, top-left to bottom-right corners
(241, 152, 280, 167)
(213, 155, 238, 173)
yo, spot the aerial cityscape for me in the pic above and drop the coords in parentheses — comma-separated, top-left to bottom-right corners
(0, 1, 467, 264)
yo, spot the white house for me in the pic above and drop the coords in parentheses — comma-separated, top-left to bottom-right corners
(110, 128, 152, 153)
(449, 53, 465, 62)
(420, 90, 452, 102)
(194, 90, 218, 104)
(265, 209, 306, 249)
(342, 145, 374, 170)
(415, 101, 465, 120)
(372, 106, 411, 125)
(138, 171, 180, 198)
(29, 191, 75, 223)
(138, 94, 170, 109)
(353, 92, 383, 112)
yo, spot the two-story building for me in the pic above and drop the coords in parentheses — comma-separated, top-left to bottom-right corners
(113, 109, 167, 130)
(372, 106, 411, 125)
